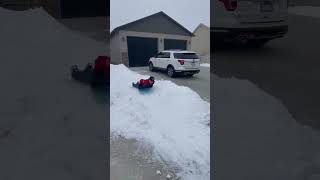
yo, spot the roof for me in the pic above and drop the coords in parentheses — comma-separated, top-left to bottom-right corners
(111, 11, 194, 37)
(193, 23, 210, 34)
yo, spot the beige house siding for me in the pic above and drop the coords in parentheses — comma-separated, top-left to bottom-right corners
(191, 24, 210, 56)
(110, 31, 121, 65)
(111, 30, 192, 66)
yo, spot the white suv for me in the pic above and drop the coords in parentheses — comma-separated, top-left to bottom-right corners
(212, 0, 289, 47)
(149, 50, 201, 77)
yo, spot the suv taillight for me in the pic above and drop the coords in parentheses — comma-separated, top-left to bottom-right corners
(178, 60, 184, 65)
(219, 0, 238, 11)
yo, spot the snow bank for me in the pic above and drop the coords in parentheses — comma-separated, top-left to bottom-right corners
(0, 7, 108, 179)
(0, 7, 108, 70)
(289, 6, 320, 18)
(200, 63, 210, 68)
(213, 75, 320, 179)
(110, 64, 210, 180)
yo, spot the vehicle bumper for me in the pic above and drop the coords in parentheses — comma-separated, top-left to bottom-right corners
(175, 69, 200, 74)
(211, 25, 288, 41)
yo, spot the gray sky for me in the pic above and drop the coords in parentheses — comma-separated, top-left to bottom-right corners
(110, 0, 210, 32)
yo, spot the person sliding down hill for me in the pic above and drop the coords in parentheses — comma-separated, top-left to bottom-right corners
(91, 56, 109, 87)
(132, 76, 155, 89)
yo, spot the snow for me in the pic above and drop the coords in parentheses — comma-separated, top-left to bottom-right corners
(200, 63, 210, 68)
(0, 7, 108, 179)
(289, 6, 320, 18)
(213, 74, 320, 179)
(110, 64, 210, 180)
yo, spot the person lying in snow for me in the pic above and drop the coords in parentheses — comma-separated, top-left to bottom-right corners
(132, 76, 155, 89)
(71, 56, 109, 86)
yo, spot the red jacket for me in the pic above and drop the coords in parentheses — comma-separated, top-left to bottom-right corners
(139, 79, 153, 87)
(94, 56, 109, 77)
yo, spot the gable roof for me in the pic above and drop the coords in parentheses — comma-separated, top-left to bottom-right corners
(193, 23, 210, 34)
(111, 11, 194, 37)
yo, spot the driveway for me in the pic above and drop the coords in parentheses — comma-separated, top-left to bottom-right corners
(130, 66, 210, 102)
(213, 14, 320, 129)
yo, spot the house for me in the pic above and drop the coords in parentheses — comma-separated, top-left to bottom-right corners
(0, 0, 108, 18)
(110, 11, 194, 67)
(191, 23, 210, 56)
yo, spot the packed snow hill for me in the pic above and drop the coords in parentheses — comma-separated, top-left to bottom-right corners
(110, 64, 210, 180)
(0, 7, 108, 179)
(213, 75, 320, 180)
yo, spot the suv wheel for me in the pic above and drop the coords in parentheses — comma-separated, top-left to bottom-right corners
(149, 62, 154, 72)
(167, 66, 175, 77)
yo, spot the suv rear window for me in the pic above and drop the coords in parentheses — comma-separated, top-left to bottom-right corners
(174, 53, 199, 59)
(157, 52, 170, 58)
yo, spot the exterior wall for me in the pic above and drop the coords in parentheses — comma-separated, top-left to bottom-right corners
(119, 13, 192, 37)
(113, 30, 191, 66)
(191, 25, 210, 56)
(110, 31, 191, 66)
(110, 31, 122, 65)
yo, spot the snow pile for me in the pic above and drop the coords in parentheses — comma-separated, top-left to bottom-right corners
(200, 63, 210, 68)
(213, 75, 320, 179)
(110, 64, 210, 180)
(0, 7, 108, 179)
(289, 6, 320, 18)
(0, 7, 107, 70)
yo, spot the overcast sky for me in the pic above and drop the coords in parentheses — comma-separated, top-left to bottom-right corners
(110, 0, 210, 32)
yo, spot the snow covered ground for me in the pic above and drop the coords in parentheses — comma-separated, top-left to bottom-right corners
(110, 65, 210, 180)
(200, 63, 210, 68)
(213, 74, 320, 179)
(289, 6, 320, 18)
(0, 7, 108, 179)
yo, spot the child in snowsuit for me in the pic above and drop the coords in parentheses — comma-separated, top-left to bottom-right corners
(91, 56, 110, 87)
(133, 76, 155, 89)
(93, 56, 108, 79)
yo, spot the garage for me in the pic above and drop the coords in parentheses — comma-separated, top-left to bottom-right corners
(60, 0, 107, 18)
(164, 39, 187, 50)
(127, 36, 158, 67)
(110, 11, 194, 67)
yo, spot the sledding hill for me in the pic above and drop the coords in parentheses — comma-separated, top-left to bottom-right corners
(0, 7, 108, 179)
(110, 64, 210, 180)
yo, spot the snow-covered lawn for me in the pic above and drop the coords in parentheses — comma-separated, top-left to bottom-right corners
(110, 64, 210, 180)
(289, 6, 320, 18)
(200, 63, 210, 68)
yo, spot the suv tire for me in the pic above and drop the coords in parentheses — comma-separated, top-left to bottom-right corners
(149, 62, 154, 72)
(167, 65, 175, 78)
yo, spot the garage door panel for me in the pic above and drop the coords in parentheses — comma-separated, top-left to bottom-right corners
(127, 36, 158, 67)
(164, 39, 187, 50)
